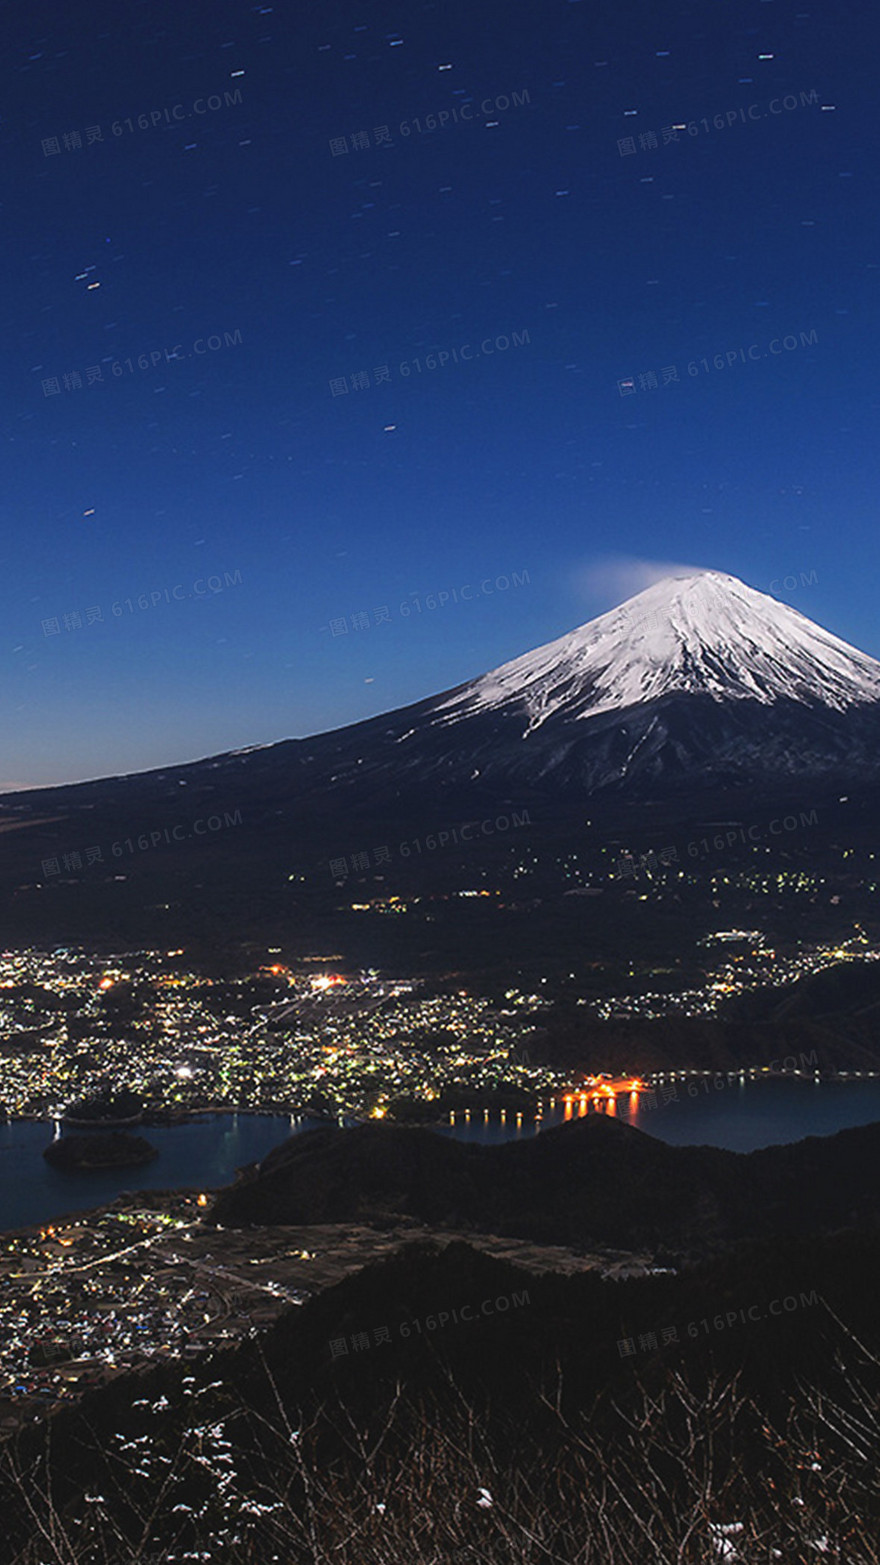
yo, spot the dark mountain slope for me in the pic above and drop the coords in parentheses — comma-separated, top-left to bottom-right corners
(4, 1231, 880, 1563)
(209, 1112, 880, 1254)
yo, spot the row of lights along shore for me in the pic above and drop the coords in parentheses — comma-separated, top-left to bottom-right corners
(448, 1079, 646, 1127)
(443, 1062, 855, 1127)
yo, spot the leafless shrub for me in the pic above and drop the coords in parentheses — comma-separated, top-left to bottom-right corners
(2, 1328, 879, 1565)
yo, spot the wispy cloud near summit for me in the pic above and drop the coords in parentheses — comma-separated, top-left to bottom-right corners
(569, 555, 712, 615)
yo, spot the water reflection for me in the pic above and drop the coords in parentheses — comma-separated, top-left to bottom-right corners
(435, 1077, 880, 1154)
(3, 1081, 880, 1233)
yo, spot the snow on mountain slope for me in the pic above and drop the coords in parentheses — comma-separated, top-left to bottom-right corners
(429, 571, 880, 734)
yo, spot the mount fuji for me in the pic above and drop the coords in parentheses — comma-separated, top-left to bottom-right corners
(433, 571, 880, 725)
(5, 568, 880, 950)
(277, 568, 880, 802)
(5, 570, 880, 834)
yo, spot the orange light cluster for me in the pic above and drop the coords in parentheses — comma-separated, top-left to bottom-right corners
(563, 1076, 646, 1107)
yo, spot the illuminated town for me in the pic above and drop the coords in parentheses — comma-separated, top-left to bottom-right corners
(1, 929, 878, 1433)
(0, 948, 557, 1121)
(580, 931, 880, 1021)
(0, 1193, 651, 1434)
(0, 933, 877, 1124)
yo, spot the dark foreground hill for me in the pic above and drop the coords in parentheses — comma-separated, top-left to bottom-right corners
(3, 1231, 879, 1564)
(210, 1111, 880, 1255)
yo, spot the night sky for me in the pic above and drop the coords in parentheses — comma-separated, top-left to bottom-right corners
(2, 0, 876, 788)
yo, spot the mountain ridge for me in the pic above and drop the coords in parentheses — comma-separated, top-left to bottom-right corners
(431, 571, 880, 729)
(5, 570, 880, 953)
(5, 571, 880, 812)
(208, 1112, 880, 1255)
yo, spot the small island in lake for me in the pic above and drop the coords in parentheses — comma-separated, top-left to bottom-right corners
(62, 1088, 143, 1129)
(43, 1133, 158, 1171)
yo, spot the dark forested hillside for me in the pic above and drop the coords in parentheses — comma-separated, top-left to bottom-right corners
(2, 1230, 879, 1564)
(209, 1113, 880, 1255)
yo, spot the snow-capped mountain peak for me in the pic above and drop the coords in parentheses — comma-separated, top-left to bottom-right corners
(431, 570, 880, 731)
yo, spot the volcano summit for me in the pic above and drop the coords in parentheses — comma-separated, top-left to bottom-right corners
(5, 571, 880, 820)
(4, 569, 880, 952)
(435, 571, 880, 726)
(309, 569, 880, 799)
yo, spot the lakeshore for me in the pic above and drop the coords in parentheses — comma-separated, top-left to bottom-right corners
(3, 1078, 880, 1232)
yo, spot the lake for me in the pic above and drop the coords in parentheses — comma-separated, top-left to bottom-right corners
(0, 1113, 320, 1234)
(2, 1079, 880, 1232)
(436, 1074, 880, 1152)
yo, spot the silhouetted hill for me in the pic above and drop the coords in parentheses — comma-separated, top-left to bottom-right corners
(533, 999, 880, 1075)
(5, 1230, 880, 1562)
(723, 956, 880, 1024)
(210, 1113, 880, 1254)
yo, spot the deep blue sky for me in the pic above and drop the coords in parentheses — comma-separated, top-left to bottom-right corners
(2, 0, 876, 787)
